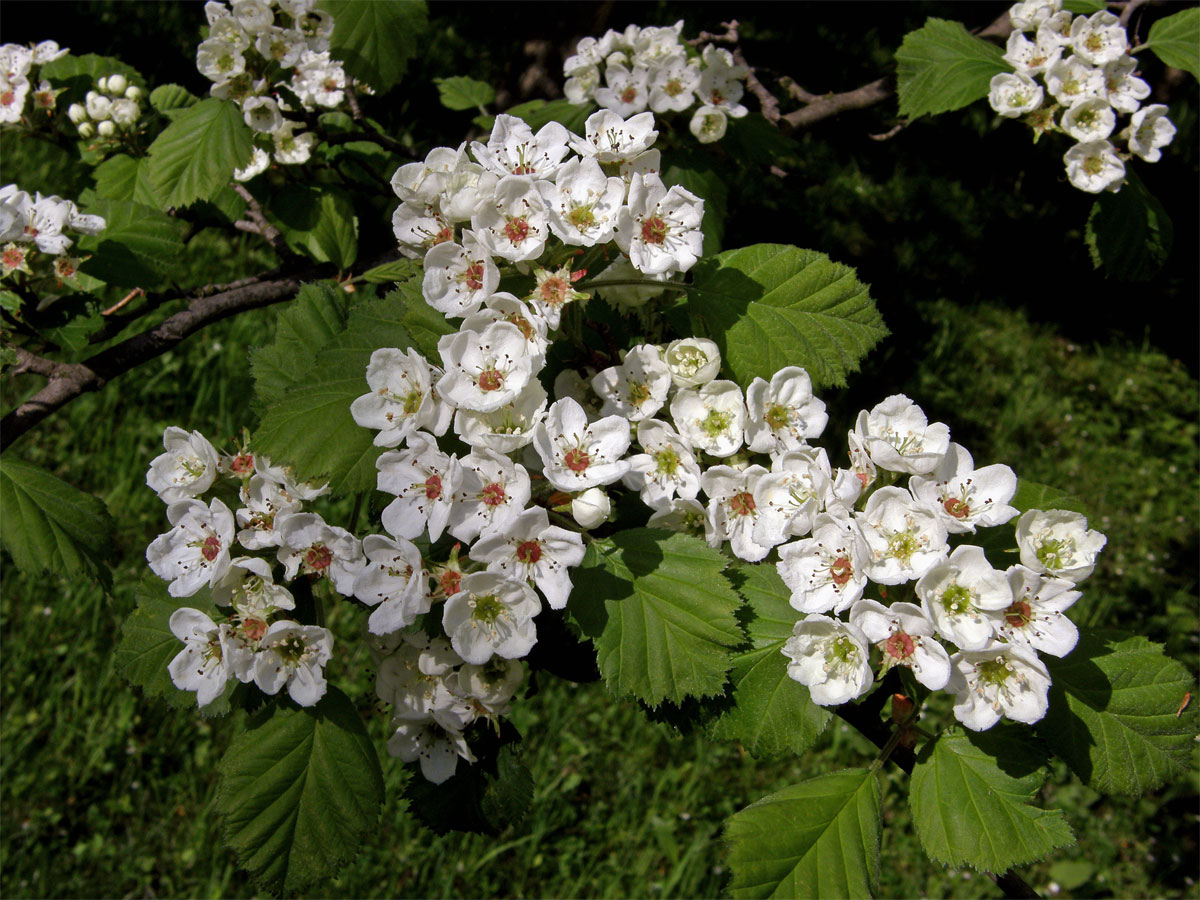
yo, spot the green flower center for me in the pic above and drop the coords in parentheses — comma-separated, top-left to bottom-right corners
(472, 594, 504, 624)
(700, 408, 732, 438)
(941, 583, 973, 615)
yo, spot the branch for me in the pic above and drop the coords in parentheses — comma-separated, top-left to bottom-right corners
(781, 77, 892, 130)
(1119, 0, 1150, 29)
(232, 184, 293, 258)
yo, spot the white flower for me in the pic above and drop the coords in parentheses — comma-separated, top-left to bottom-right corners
(592, 344, 672, 422)
(916, 544, 1012, 650)
(232, 0, 274, 34)
(623, 418, 701, 510)
(568, 109, 658, 162)
(650, 60, 701, 114)
(702, 464, 771, 561)
(470, 506, 586, 609)
(196, 38, 246, 82)
(272, 121, 318, 165)
(448, 657, 524, 718)
(1008, 0, 1061, 32)
(31, 40, 68, 65)
(110, 98, 139, 127)
(987, 72, 1044, 117)
(615, 173, 704, 276)
(646, 496, 708, 536)
(254, 620, 334, 707)
(461, 292, 549, 367)
(235, 475, 301, 549)
(454, 378, 547, 454)
(908, 443, 1019, 533)
(990, 565, 1081, 657)
(688, 105, 728, 144)
(447, 448, 530, 543)
(1045, 56, 1105, 106)
(850, 599, 952, 691)
(168, 608, 233, 707)
(536, 156, 626, 247)
(854, 394, 950, 475)
(147, 498, 236, 597)
(781, 615, 874, 706)
(387, 719, 475, 784)
(392, 201, 451, 259)
(243, 95, 282, 132)
(572, 487, 611, 528)
(233, 146, 270, 182)
(1102, 56, 1150, 114)
(594, 63, 651, 117)
(1127, 104, 1175, 163)
(442, 572, 541, 665)
(670, 379, 745, 458)
(776, 512, 869, 614)
(212, 556, 295, 614)
(1002, 30, 1062, 76)
(533, 397, 631, 491)
(1061, 97, 1115, 142)
(1015, 508, 1106, 581)
(391, 145, 460, 205)
(470, 115, 571, 180)
(351, 347, 450, 447)
(751, 449, 832, 549)
(471, 175, 550, 262)
(376, 432, 461, 541)
(856, 486, 948, 585)
(744, 366, 828, 454)
(664, 337, 720, 387)
(948, 644, 1051, 731)
(354, 534, 431, 635)
(1064, 139, 1125, 193)
(1070, 11, 1127, 66)
(421, 233, 499, 318)
(276, 512, 365, 595)
(146, 426, 220, 503)
(437, 321, 536, 412)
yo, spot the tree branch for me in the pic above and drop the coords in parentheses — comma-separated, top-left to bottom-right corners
(232, 184, 293, 258)
(781, 77, 893, 130)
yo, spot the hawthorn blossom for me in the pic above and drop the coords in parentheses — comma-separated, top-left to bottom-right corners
(351, 347, 450, 447)
(592, 344, 672, 422)
(442, 572, 541, 665)
(376, 432, 462, 541)
(670, 380, 745, 458)
(908, 443, 1019, 534)
(664, 337, 721, 388)
(471, 175, 550, 262)
(568, 109, 659, 162)
(572, 487, 611, 528)
(532, 397, 631, 491)
(470, 506, 586, 609)
(168, 608, 234, 707)
(744, 366, 828, 454)
(988, 72, 1044, 117)
(422, 234, 499, 318)
(447, 448, 531, 543)
(276, 512, 364, 595)
(537, 156, 626, 247)
(702, 464, 771, 561)
(948, 644, 1052, 731)
(781, 615, 873, 706)
(387, 719, 475, 784)
(235, 475, 301, 549)
(1127, 104, 1176, 163)
(526, 264, 589, 330)
(1015, 508, 1106, 581)
(454, 379, 548, 454)
(752, 449, 833, 548)
(622, 418, 702, 510)
(146, 427, 221, 503)
(856, 486, 949, 584)
(916, 544, 1012, 650)
(470, 114, 571, 180)
(1069, 10, 1127, 66)
(854, 394, 950, 475)
(147, 497, 236, 597)
(253, 620, 334, 707)
(850, 599, 951, 691)
(990, 564, 1081, 657)
(615, 173, 704, 276)
(776, 512, 869, 614)
(353, 535, 430, 635)
(437, 321, 536, 413)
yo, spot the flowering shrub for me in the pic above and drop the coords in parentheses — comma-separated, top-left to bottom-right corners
(0, 6, 1195, 898)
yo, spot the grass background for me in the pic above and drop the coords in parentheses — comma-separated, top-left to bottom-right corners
(2, 1, 1198, 898)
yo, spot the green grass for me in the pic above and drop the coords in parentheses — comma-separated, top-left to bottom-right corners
(2, 287, 1196, 898)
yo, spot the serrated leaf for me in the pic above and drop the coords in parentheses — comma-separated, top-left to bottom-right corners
(1144, 7, 1200, 79)
(1085, 170, 1173, 282)
(321, 0, 428, 91)
(570, 529, 743, 706)
(146, 98, 254, 208)
(688, 243, 887, 389)
(361, 258, 420, 284)
(1038, 628, 1197, 794)
(726, 768, 881, 899)
(383, 279, 454, 361)
(91, 153, 154, 206)
(252, 293, 422, 495)
(76, 198, 188, 289)
(1011, 478, 1088, 516)
(911, 727, 1074, 873)
(711, 564, 831, 757)
(0, 455, 113, 587)
(267, 185, 359, 269)
(436, 76, 495, 111)
(114, 573, 230, 715)
(217, 687, 385, 896)
(251, 281, 350, 411)
(149, 83, 199, 114)
(896, 18, 1009, 119)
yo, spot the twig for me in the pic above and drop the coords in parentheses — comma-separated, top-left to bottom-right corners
(1119, 0, 1149, 29)
(101, 287, 144, 316)
(974, 10, 1015, 42)
(232, 184, 293, 258)
(781, 77, 892, 130)
(687, 21, 739, 46)
(869, 122, 907, 142)
(5, 346, 60, 378)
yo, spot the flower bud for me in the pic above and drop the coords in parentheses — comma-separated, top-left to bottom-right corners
(124, 85, 142, 102)
(77, 121, 95, 138)
(110, 98, 139, 126)
(86, 93, 112, 121)
(67, 103, 87, 123)
(106, 74, 127, 96)
(96, 77, 109, 94)
(97, 119, 116, 137)
(665, 337, 721, 388)
(571, 488, 611, 529)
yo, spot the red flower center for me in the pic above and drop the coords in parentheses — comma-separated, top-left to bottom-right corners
(564, 447, 590, 473)
(424, 473, 443, 500)
(539, 276, 569, 306)
(440, 569, 462, 596)
(243, 618, 267, 642)
(943, 498, 970, 519)
(620, 87, 638, 104)
(200, 535, 222, 562)
(478, 368, 503, 392)
(230, 453, 255, 475)
(885, 631, 915, 660)
(464, 262, 485, 291)
(516, 540, 542, 565)
(729, 491, 756, 517)
(432, 225, 453, 245)
(0, 92, 14, 107)
(504, 216, 530, 244)
(305, 544, 333, 571)
(1005, 600, 1033, 628)
(829, 556, 853, 586)
(2, 248, 24, 268)
(481, 482, 507, 506)
(640, 216, 668, 245)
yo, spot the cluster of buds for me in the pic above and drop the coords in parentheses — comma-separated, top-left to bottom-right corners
(563, 22, 752, 144)
(0, 41, 68, 125)
(194, 0, 350, 179)
(989, 0, 1176, 192)
(66, 73, 144, 142)
(0, 183, 104, 288)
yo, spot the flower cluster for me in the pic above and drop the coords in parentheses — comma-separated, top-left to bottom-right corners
(775, 394, 1106, 732)
(563, 22, 751, 144)
(0, 41, 67, 125)
(0, 184, 105, 283)
(194, 0, 349, 179)
(66, 73, 145, 142)
(989, 0, 1176, 193)
(145, 427, 344, 709)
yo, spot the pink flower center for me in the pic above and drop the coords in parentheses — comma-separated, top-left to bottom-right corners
(620, 87, 638, 104)
(943, 498, 970, 519)
(481, 482, 507, 506)
(243, 618, 267, 642)
(230, 453, 254, 475)
(2, 248, 24, 268)
(440, 569, 462, 596)
(829, 556, 853, 586)
(432, 225, 453, 245)
(464, 262, 485, 291)
(885, 631, 915, 660)
(729, 491, 756, 517)
(539, 276, 569, 306)
(504, 216, 530, 244)
(1005, 600, 1033, 628)
(516, 540, 542, 564)
(564, 447, 590, 473)
(478, 368, 503, 392)
(305, 544, 333, 572)
(424, 473, 443, 500)
(0, 92, 14, 107)
(640, 216, 667, 245)
(200, 535, 222, 562)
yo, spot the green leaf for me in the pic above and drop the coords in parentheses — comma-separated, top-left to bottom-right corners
(0, 290, 21, 314)
(1038, 628, 1197, 795)
(726, 768, 881, 899)
(687, 243, 887, 389)
(1011, 478, 1088, 516)
(0, 455, 113, 587)
(1085, 170, 1173, 282)
(321, 0, 428, 91)
(1144, 7, 1200, 79)
(90, 153, 161, 207)
(711, 564, 831, 757)
(896, 18, 1009, 119)
(217, 687, 385, 896)
(505, 98, 595, 134)
(1062, 0, 1106, 14)
(268, 185, 359, 269)
(911, 726, 1074, 873)
(40, 53, 143, 108)
(76, 198, 188, 289)
(146, 98, 255, 208)
(114, 573, 230, 715)
(36, 299, 105, 354)
(664, 159, 728, 257)
(383, 279, 454, 361)
(149, 83, 199, 115)
(251, 281, 350, 411)
(436, 76, 495, 111)
(570, 529, 743, 706)
(252, 291, 426, 494)
(361, 258, 420, 284)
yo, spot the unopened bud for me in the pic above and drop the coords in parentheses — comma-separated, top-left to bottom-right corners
(572, 487, 610, 529)
(67, 102, 87, 123)
(106, 74, 127, 96)
(891, 693, 914, 723)
(96, 77, 109, 94)
(97, 120, 116, 138)
(124, 85, 142, 102)
(77, 121, 95, 138)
